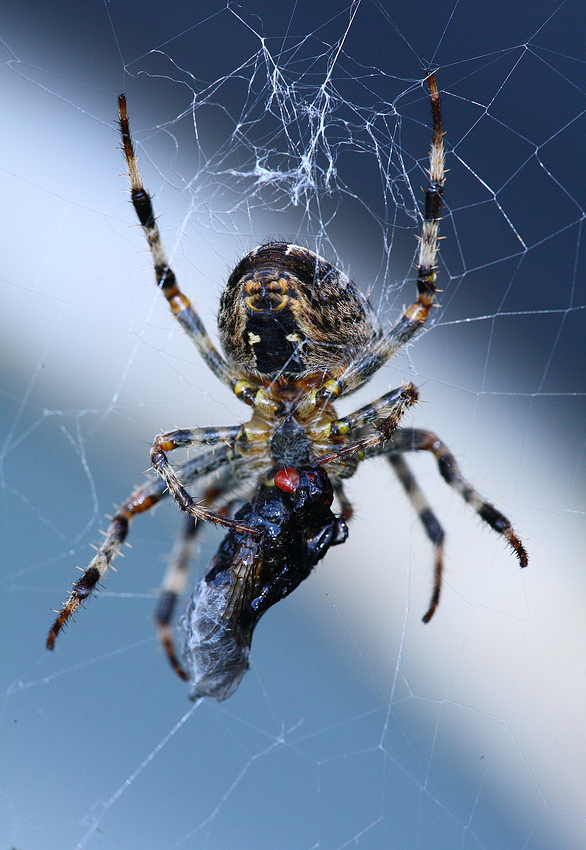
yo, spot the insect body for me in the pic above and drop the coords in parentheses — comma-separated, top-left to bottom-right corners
(181, 465, 347, 701)
(47, 76, 527, 700)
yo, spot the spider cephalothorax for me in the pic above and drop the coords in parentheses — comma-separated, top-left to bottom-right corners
(47, 76, 527, 701)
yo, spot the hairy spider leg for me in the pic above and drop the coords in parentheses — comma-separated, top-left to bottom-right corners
(118, 95, 247, 398)
(385, 428, 528, 621)
(391, 428, 528, 566)
(387, 453, 445, 622)
(47, 447, 234, 649)
(150, 425, 263, 534)
(339, 73, 445, 394)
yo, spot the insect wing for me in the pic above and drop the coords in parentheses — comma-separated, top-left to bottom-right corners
(179, 530, 264, 702)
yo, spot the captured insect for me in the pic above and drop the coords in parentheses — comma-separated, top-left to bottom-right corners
(181, 464, 348, 700)
(47, 75, 527, 700)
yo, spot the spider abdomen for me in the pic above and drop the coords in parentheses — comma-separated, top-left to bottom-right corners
(218, 242, 380, 380)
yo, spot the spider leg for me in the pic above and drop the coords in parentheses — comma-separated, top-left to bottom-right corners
(387, 453, 445, 622)
(154, 471, 244, 681)
(118, 95, 242, 394)
(390, 427, 528, 567)
(47, 447, 233, 649)
(335, 73, 445, 393)
(154, 514, 198, 681)
(378, 73, 444, 358)
(384, 427, 528, 619)
(150, 424, 260, 535)
(316, 383, 419, 467)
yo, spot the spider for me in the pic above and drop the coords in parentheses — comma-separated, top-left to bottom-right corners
(47, 75, 527, 698)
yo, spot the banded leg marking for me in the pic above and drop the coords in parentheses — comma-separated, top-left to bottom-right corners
(388, 453, 445, 622)
(150, 425, 261, 535)
(47, 447, 233, 649)
(391, 427, 528, 569)
(118, 95, 240, 392)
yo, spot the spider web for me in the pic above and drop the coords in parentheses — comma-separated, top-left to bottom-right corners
(1, 1, 585, 848)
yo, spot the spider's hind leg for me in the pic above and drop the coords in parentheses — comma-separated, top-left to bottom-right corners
(118, 95, 239, 392)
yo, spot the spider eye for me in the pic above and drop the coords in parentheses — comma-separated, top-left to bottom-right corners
(274, 467, 300, 493)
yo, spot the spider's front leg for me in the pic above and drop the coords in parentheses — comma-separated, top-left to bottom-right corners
(150, 424, 260, 535)
(154, 470, 243, 681)
(316, 383, 420, 468)
(154, 514, 198, 681)
(387, 427, 528, 622)
(47, 447, 233, 649)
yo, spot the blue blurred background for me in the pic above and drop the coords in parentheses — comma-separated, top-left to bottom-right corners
(1, 2, 585, 848)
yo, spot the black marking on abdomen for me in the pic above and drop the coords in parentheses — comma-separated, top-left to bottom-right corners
(245, 309, 306, 373)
